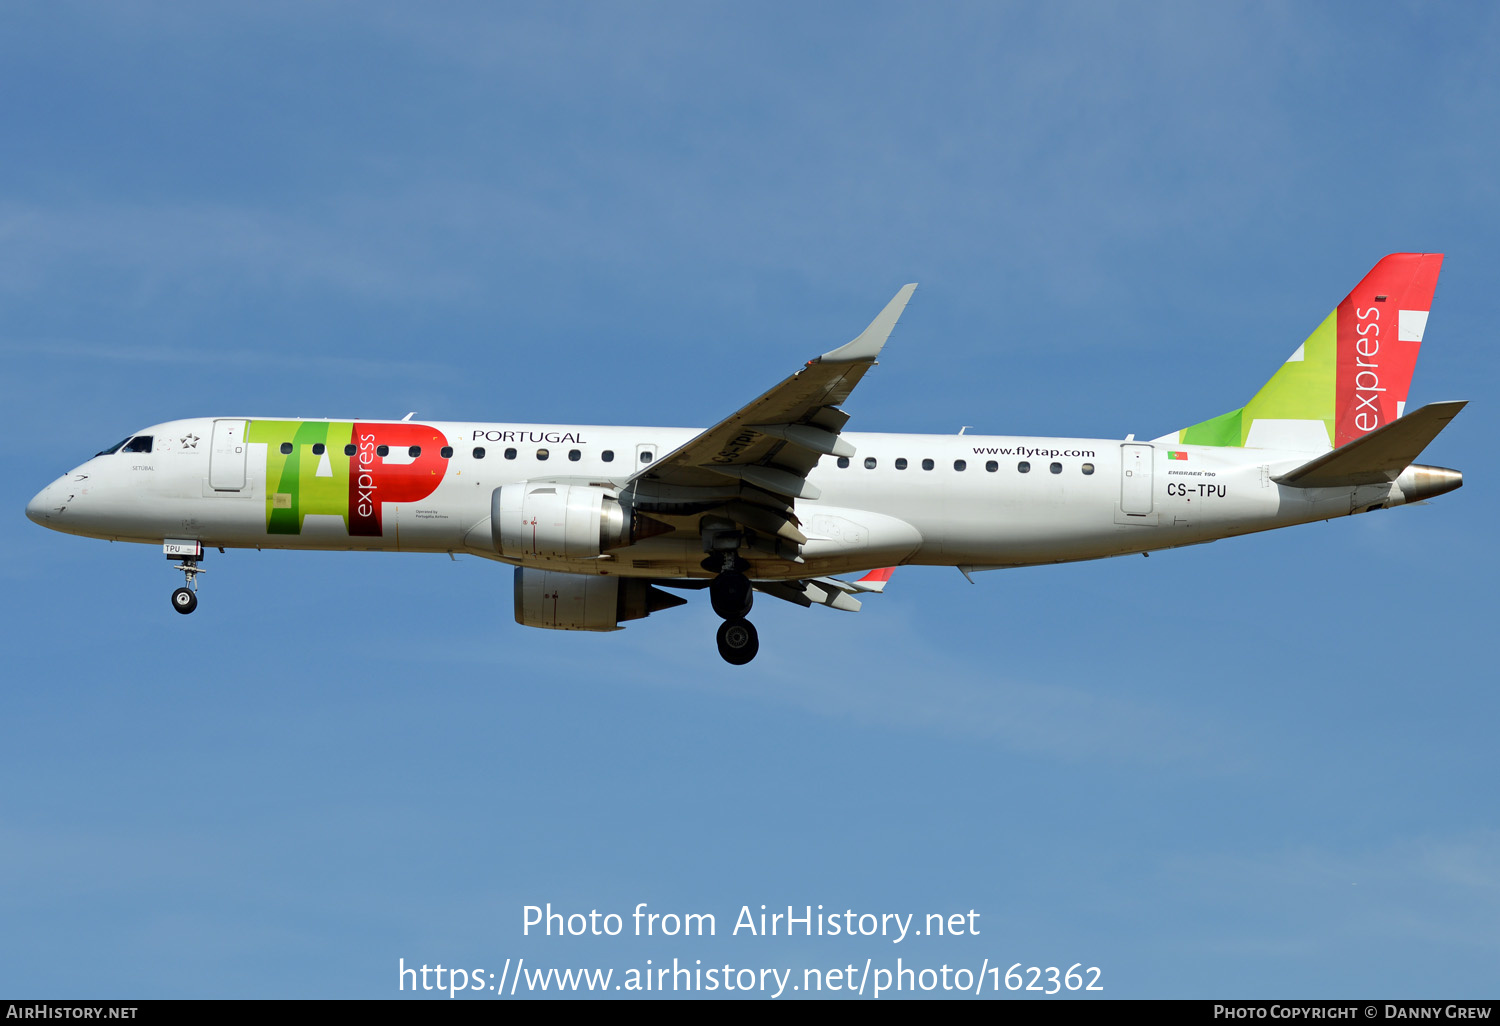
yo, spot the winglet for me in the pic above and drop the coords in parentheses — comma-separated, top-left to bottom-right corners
(851, 567, 895, 593)
(816, 284, 918, 364)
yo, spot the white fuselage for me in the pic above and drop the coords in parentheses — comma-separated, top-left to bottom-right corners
(25, 416, 1415, 580)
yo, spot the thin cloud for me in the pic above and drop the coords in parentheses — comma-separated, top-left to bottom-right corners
(0, 337, 456, 382)
(0, 200, 477, 302)
(1164, 832, 1500, 955)
(425, 602, 1229, 766)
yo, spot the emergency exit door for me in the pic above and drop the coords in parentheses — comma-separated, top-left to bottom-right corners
(1120, 443, 1153, 515)
(209, 419, 247, 491)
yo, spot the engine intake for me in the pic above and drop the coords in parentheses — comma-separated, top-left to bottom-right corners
(513, 568, 687, 631)
(493, 482, 649, 560)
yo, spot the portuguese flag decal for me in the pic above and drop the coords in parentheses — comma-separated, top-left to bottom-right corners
(1167, 451, 1188, 461)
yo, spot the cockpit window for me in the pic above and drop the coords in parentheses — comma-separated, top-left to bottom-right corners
(95, 437, 132, 457)
(121, 436, 153, 453)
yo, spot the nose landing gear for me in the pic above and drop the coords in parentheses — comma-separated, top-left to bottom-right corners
(167, 548, 205, 615)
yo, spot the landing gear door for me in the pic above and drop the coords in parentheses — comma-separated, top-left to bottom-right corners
(210, 419, 248, 491)
(1120, 443, 1154, 516)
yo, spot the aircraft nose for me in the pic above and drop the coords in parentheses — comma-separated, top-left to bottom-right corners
(26, 481, 59, 525)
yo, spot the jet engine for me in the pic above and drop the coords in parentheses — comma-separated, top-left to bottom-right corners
(513, 568, 686, 631)
(491, 482, 668, 560)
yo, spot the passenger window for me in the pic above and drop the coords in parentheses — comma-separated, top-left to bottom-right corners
(344, 444, 356, 456)
(837, 456, 850, 468)
(1082, 463, 1095, 475)
(1050, 462, 1062, 474)
(440, 446, 453, 458)
(568, 449, 581, 462)
(312, 443, 326, 456)
(376, 445, 389, 457)
(537, 448, 550, 461)
(602, 450, 615, 463)
(864, 457, 877, 469)
(1018, 461, 1031, 473)
(409, 446, 421, 458)
(279, 442, 293, 455)
(473, 447, 486, 459)
(985, 460, 998, 472)
(954, 459, 967, 471)
(639, 451, 653, 464)
(504, 448, 517, 460)
(921, 458, 934, 471)
(895, 458, 908, 470)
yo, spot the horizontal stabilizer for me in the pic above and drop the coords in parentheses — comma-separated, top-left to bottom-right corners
(1274, 400, 1466, 488)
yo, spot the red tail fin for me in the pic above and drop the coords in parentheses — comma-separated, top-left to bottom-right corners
(1335, 253, 1443, 447)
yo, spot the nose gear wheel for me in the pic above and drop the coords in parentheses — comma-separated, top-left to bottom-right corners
(168, 554, 205, 614)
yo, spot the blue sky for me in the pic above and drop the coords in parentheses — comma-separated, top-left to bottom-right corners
(3, 1, 1497, 999)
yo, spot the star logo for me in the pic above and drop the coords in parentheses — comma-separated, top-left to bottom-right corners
(181, 433, 199, 449)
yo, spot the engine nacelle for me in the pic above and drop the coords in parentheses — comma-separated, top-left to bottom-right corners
(513, 568, 687, 631)
(492, 482, 631, 560)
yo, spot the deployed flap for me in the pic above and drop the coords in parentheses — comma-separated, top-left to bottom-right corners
(755, 578, 864, 612)
(754, 568, 897, 612)
(1274, 400, 1466, 488)
(629, 284, 918, 513)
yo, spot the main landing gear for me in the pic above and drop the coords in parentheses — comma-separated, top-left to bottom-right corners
(707, 558, 758, 665)
(715, 617, 758, 665)
(169, 555, 205, 615)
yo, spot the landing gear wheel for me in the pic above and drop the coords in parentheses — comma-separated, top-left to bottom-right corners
(171, 587, 198, 615)
(716, 618, 759, 665)
(709, 571, 753, 619)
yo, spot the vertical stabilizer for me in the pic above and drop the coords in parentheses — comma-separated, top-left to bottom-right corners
(1159, 253, 1443, 452)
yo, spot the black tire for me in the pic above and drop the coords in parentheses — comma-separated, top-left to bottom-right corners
(716, 618, 759, 665)
(709, 571, 753, 619)
(171, 587, 198, 615)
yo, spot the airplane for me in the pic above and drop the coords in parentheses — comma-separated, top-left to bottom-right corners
(25, 253, 1464, 665)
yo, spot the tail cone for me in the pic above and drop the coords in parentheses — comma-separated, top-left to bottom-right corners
(1397, 464, 1463, 503)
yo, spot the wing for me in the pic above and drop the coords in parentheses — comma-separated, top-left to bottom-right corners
(754, 568, 898, 612)
(624, 284, 917, 550)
